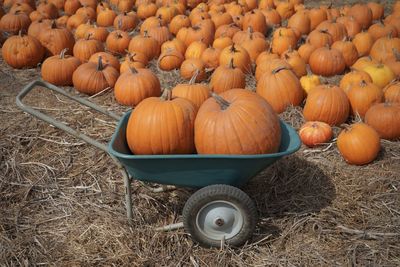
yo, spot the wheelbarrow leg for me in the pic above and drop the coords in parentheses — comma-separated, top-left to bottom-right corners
(121, 168, 133, 223)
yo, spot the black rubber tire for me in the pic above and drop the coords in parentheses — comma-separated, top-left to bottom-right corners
(182, 184, 258, 248)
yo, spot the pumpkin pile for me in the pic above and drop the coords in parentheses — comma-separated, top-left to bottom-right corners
(1, 0, 400, 162)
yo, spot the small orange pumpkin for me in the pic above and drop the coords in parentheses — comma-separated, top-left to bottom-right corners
(114, 67, 161, 107)
(299, 121, 333, 147)
(41, 48, 81, 85)
(337, 123, 380, 165)
(365, 103, 400, 140)
(72, 56, 119, 95)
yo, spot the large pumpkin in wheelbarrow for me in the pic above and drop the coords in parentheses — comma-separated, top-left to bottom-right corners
(195, 89, 282, 154)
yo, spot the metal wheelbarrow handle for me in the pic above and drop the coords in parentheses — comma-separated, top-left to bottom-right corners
(15, 80, 134, 222)
(15, 80, 121, 153)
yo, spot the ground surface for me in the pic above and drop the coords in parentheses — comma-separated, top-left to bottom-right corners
(1, 0, 400, 266)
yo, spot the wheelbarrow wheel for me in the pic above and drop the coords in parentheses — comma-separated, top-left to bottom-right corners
(182, 184, 258, 248)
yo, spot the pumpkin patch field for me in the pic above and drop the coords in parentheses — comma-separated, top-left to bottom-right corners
(1, 0, 400, 265)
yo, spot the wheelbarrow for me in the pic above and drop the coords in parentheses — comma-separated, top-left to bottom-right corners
(16, 80, 301, 248)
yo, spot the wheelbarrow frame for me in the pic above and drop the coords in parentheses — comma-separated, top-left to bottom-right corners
(16, 80, 302, 244)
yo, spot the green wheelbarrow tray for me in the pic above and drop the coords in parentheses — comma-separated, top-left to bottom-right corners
(109, 110, 301, 188)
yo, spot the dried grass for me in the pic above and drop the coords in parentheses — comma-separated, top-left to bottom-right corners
(1, 1, 400, 264)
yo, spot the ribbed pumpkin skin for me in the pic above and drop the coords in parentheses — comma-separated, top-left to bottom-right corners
(126, 93, 196, 155)
(340, 70, 372, 94)
(309, 47, 346, 77)
(120, 52, 148, 72)
(331, 39, 358, 67)
(210, 61, 245, 93)
(72, 60, 119, 95)
(219, 44, 252, 74)
(299, 121, 333, 147)
(114, 68, 161, 107)
(39, 25, 75, 56)
(365, 103, 400, 140)
(303, 85, 350, 126)
(73, 38, 104, 62)
(384, 81, 400, 103)
(2, 34, 44, 68)
(194, 89, 281, 154)
(256, 67, 304, 113)
(171, 83, 210, 110)
(337, 123, 380, 165)
(41, 50, 81, 85)
(255, 58, 291, 81)
(128, 33, 160, 60)
(89, 52, 120, 71)
(347, 81, 383, 118)
(369, 36, 400, 63)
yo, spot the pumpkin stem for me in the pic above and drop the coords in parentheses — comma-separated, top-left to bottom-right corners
(392, 48, 400, 61)
(18, 30, 23, 37)
(59, 48, 68, 59)
(189, 69, 199, 84)
(117, 19, 122, 30)
(85, 32, 93, 40)
(129, 66, 138, 74)
(228, 58, 235, 69)
(272, 66, 287, 74)
(97, 56, 104, 71)
(143, 30, 149, 37)
(51, 20, 57, 29)
(211, 92, 230, 110)
(359, 79, 367, 87)
(160, 88, 172, 101)
(229, 43, 238, 53)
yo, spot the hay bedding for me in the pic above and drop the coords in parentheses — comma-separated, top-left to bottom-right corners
(1, 1, 400, 266)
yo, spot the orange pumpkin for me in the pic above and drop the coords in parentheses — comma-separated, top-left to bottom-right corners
(2, 32, 44, 68)
(316, 20, 348, 42)
(126, 89, 196, 155)
(309, 46, 346, 77)
(383, 80, 400, 103)
(38, 21, 75, 56)
(88, 52, 120, 71)
(303, 84, 350, 126)
(120, 51, 148, 72)
(287, 10, 310, 36)
(158, 48, 184, 70)
(172, 77, 210, 110)
(347, 80, 383, 118)
(337, 123, 380, 165)
(73, 35, 104, 62)
(352, 31, 374, 57)
(72, 56, 119, 95)
(180, 58, 206, 81)
(369, 36, 400, 63)
(348, 4, 373, 30)
(210, 58, 246, 93)
(41, 48, 81, 86)
(128, 31, 161, 60)
(114, 67, 161, 107)
(201, 47, 221, 69)
(299, 121, 333, 147)
(339, 70, 372, 94)
(331, 38, 358, 67)
(257, 66, 304, 113)
(365, 103, 400, 140)
(194, 89, 281, 154)
(106, 30, 130, 55)
(0, 10, 31, 34)
(219, 43, 252, 74)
